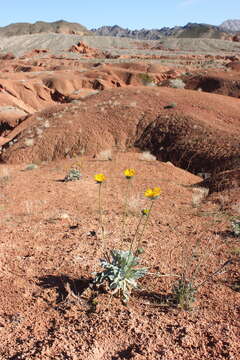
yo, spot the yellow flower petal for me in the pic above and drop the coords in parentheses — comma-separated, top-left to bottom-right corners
(144, 187, 161, 199)
(153, 187, 161, 197)
(124, 168, 136, 178)
(144, 188, 154, 198)
(94, 173, 106, 183)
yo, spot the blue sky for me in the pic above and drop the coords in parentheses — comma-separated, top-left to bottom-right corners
(0, 0, 239, 29)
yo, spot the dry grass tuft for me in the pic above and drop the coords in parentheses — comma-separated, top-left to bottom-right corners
(139, 151, 156, 161)
(192, 187, 209, 207)
(96, 149, 113, 161)
(127, 194, 145, 216)
(0, 167, 10, 185)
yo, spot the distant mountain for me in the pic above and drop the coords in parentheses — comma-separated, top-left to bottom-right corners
(220, 19, 240, 32)
(91, 25, 176, 40)
(0, 20, 234, 40)
(92, 22, 230, 40)
(0, 20, 92, 37)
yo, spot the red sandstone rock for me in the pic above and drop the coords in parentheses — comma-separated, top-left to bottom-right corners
(0, 52, 15, 60)
(232, 34, 240, 42)
(68, 41, 104, 58)
(226, 61, 240, 71)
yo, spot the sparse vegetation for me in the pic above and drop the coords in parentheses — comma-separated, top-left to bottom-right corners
(172, 277, 196, 310)
(96, 149, 112, 161)
(171, 238, 232, 310)
(63, 168, 81, 182)
(164, 102, 177, 109)
(139, 151, 156, 161)
(231, 217, 240, 237)
(169, 78, 186, 89)
(138, 73, 155, 85)
(24, 163, 38, 171)
(24, 138, 35, 147)
(0, 167, 10, 185)
(191, 187, 209, 207)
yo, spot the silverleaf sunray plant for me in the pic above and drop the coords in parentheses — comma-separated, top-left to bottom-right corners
(63, 168, 81, 182)
(93, 170, 161, 303)
(93, 249, 148, 303)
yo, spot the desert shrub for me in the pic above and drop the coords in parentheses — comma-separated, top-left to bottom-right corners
(169, 78, 185, 89)
(24, 163, 38, 171)
(0, 167, 10, 185)
(231, 218, 240, 237)
(171, 238, 232, 310)
(138, 73, 155, 86)
(96, 149, 112, 161)
(24, 138, 35, 147)
(63, 168, 81, 182)
(172, 277, 196, 310)
(164, 103, 177, 109)
(191, 187, 209, 207)
(139, 151, 156, 161)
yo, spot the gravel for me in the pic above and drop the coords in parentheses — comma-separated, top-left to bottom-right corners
(1, 33, 240, 57)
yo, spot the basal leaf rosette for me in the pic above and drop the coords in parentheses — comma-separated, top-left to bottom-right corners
(93, 249, 147, 303)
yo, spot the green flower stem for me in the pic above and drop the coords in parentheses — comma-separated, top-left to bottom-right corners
(134, 201, 154, 255)
(129, 213, 145, 254)
(125, 212, 145, 267)
(120, 179, 132, 248)
(98, 182, 104, 242)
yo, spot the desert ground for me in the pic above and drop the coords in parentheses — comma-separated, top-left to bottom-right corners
(0, 34, 239, 359)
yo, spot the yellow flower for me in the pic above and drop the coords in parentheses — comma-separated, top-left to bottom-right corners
(141, 209, 150, 216)
(144, 187, 161, 200)
(94, 173, 106, 183)
(124, 168, 136, 179)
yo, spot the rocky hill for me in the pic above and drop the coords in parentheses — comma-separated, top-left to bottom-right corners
(91, 25, 175, 40)
(92, 23, 230, 40)
(220, 19, 240, 32)
(0, 20, 235, 40)
(0, 20, 92, 37)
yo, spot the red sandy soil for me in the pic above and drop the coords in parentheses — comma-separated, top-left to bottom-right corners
(183, 69, 240, 98)
(0, 47, 239, 130)
(0, 87, 239, 174)
(0, 153, 239, 359)
(0, 42, 239, 359)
